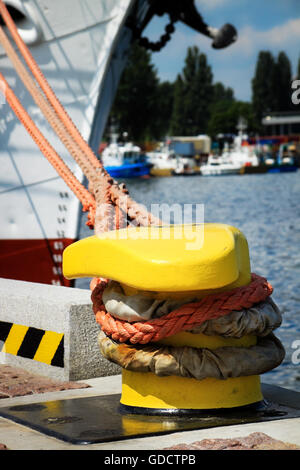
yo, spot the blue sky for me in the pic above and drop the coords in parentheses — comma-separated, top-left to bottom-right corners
(144, 0, 300, 101)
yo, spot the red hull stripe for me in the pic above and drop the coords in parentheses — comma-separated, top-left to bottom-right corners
(0, 238, 76, 286)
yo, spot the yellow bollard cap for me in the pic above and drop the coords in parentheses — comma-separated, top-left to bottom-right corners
(62, 224, 251, 292)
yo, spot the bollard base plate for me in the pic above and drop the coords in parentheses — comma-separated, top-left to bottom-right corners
(0, 384, 299, 445)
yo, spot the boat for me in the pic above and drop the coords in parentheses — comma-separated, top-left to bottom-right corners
(207, 119, 261, 175)
(200, 154, 241, 176)
(169, 136, 210, 176)
(100, 134, 151, 179)
(240, 163, 268, 174)
(0, 0, 238, 286)
(147, 148, 199, 177)
(241, 140, 299, 174)
(241, 160, 298, 174)
(228, 144, 260, 170)
(267, 161, 298, 173)
(147, 143, 177, 177)
(242, 153, 298, 175)
(266, 144, 298, 173)
(172, 161, 201, 176)
(200, 140, 260, 176)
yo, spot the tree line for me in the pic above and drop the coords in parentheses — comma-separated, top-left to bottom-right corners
(106, 43, 299, 144)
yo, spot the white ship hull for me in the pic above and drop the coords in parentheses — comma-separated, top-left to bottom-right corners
(200, 164, 241, 176)
(0, 0, 144, 285)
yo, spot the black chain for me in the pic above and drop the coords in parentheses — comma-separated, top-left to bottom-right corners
(135, 16, 177, 52)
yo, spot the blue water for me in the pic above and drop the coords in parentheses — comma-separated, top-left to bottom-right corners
(77, 171, 300, 392)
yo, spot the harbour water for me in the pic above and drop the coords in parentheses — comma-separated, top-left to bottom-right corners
(77, 171, 300, 392)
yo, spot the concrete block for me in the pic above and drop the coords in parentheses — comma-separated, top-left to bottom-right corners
(0, 278, 121, 381)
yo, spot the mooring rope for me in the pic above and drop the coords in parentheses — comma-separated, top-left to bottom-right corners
(91, 274, 273, 344)
(0, 0, 161, 232)
(0, 1, 276, 355)
(0, 72, 96, 214)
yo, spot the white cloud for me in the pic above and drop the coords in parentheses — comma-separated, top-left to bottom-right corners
(196, 0, 232, 11)
(151, 16, 300, 101)
(226, 18, 300, 57)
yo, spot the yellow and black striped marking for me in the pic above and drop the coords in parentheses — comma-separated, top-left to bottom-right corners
(0, 321, 64, 367)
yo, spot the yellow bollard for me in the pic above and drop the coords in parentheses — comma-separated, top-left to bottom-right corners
(63, 224, 283, 414)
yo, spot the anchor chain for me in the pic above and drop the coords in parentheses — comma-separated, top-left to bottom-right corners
(135, 15, 177, 52)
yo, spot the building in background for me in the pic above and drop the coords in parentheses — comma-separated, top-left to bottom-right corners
(262, 112, 300, 136)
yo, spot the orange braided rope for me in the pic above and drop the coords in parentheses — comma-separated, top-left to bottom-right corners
(0, 24, 103, 228)
(91, 274, 273, 344)
(0, 0, 161, 232)
(0, 0, 161, 231)
(0, 72, 96, 215)
(0, 0, 101, 171)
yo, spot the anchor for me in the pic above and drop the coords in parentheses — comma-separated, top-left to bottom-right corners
(130, 0, 237, 52)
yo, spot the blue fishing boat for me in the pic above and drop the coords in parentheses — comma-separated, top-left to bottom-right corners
(100, 137, 152, 179)
(267, 164, 298, 173)
(266, 144, 298, 173)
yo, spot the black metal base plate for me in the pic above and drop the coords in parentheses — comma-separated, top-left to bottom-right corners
(0, 384, 299, 445)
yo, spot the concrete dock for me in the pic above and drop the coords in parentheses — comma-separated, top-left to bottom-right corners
(0, 371, 299, 451)
(0, 278, 299, 451)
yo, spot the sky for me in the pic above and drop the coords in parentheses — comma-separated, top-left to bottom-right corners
(144, 0, 300, 101)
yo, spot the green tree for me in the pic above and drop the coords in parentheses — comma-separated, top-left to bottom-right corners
(227, 101, 257, 134)
(207, 82, 235, 137)
(109, 43, 159, 142)
(274, 51, 293, 111)
(207, 100, 257, 137)
(211, 82, 235, 104)
(170, 46, 214, 135)
(170, 75, 185, 135)
(152, 80, 174, 139)
(207, 82, 235, 131)
(252, 51, 277, 128)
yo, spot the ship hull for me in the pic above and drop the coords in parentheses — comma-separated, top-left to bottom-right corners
(267, 165, 298, 173)
(104, 163, 151, 179)
(0, 0, 148, 286)
(0, 238, 75, 286)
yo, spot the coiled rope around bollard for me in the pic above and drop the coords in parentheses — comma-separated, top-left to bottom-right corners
(91, 274, 273, 345)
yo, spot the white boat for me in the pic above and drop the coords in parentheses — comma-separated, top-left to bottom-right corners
(169, 135, 211, 176)
(0, 0, 238, 285)
(227, 134, 259, 169)
(172, 156, 200, 176)
(147, 144, 177, 176)
(200, 154, 241, 176)
(201, 133, 259, 176)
